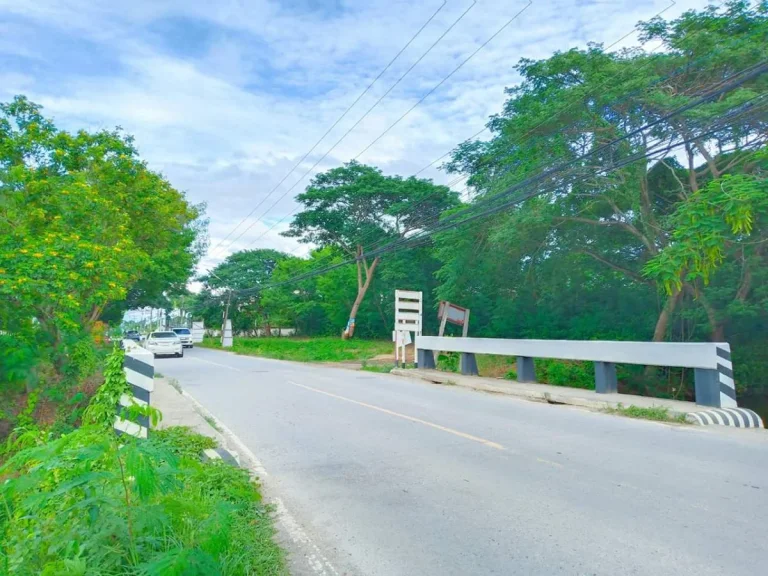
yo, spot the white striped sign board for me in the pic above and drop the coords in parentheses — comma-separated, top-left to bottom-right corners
(688, 408, 763, 428)
(116, 346, 154, 438)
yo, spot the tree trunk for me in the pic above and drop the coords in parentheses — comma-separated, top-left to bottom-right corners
(343, 255, 380, 339)
(652, 291, 680, 342)
(645, 291, 681, 379)
(684, 284, 724, 342)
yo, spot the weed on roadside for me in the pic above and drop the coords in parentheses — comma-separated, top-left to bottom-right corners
(604, 403, 688, 424)
(154, 372, 164, 379)
(1, 425, 285, 574)
(167, 378, 183, 394)
(204, 414, 223, 433)
(361, 363, 394, 374)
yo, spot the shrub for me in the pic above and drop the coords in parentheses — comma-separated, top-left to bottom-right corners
(0, 425, 285, 575)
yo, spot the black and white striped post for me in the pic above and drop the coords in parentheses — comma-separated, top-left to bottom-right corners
(693, 344, 736, 409)
(116, 342, 154, 438)
(688, 408, 764, 428)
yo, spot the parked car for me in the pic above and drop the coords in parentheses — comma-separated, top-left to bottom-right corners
(144, 331, 184, 358)
(172, 328, 194, 348)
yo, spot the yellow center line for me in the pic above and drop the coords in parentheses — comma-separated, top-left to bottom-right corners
(287, 380, 505, 451)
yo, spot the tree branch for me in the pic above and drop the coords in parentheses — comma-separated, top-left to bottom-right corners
(660, 159, 688, 200)
(579, 250, 652, 285)
(562, 216, 657, 254)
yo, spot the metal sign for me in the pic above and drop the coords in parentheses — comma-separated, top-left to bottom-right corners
(438, 301, 469, 327)
(437, 301, 470, 338)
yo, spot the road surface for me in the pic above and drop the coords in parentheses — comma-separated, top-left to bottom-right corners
(158, 347, 768, 576)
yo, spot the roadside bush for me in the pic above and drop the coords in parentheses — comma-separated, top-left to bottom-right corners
(0, 426, 285, 575)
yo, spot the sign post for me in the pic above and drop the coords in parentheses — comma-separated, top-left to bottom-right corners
(437, 301, 470, 337)
(394, 290, 422, 368)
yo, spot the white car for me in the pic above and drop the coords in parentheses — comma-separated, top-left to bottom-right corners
(172, 328, 194, 348)
(144, 331, 184, 358)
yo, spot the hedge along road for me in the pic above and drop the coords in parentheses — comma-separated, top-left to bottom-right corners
(157, 346, 768, 576)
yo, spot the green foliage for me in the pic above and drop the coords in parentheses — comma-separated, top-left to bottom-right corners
(82, 346, 130, 430)
(360, 363, 394, 374)
(201, 336, 392, 363)
(0, 426, 285, 575)
(151, 426, 217, 461)
(66, 338, 98, 382)
(644, 169, 768, 292)
(437, 352, 459, 373)
(604, 404, 688, 424)
(0, 95, 207, 384)
(503, 359, 595, 390)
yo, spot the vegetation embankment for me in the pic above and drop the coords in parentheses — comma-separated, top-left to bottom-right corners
(0, 96, 207, 439)
(0, 347, 285, 575)
(200, 336, 392, 363)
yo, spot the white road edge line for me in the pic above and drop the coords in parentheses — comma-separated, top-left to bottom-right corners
(180, 387, 339, 575)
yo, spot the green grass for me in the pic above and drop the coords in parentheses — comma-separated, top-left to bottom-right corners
(360, 363, 394, 374)
(604, 404, 688, 423)
(201, 336, 392, 363)
(153, 372, 164, 379)
(0, 425, 286, 575)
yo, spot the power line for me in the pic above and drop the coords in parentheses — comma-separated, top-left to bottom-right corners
(250, 1, 696, 263)
(227, 62, 767, 297)
(215, 0, 481, 256)
(237, 1, 533, 253)
(247, 95, 765, 295)
(206, 1, 449, 257)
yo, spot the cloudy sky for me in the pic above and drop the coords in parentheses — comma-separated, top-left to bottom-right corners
(0, 0, 705, 274)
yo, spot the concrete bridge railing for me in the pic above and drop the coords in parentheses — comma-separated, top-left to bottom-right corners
(416, 336, 736, 409)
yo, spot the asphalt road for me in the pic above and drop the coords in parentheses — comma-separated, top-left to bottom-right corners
(158, 347, 768, 576)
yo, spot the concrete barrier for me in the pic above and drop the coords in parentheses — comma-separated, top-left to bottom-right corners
(416, 336, 736, 409)
(116, 344, 154, 438)
(688, 408, 763, 428)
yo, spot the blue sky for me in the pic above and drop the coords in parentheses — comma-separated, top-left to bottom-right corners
(0, 0, 704, 272)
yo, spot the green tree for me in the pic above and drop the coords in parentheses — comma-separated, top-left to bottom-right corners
(0, 96, 206, 374)
(444, 0, 766, 343)
(196, 249, 290, 334)
(283, 161, 458, 337)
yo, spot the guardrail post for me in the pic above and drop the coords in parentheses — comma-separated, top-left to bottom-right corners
(516, 356, 535, 382)
(594, 361, 617, 394)
(417, 348, 436, 369)
(118, 345, 154, 438)
(460, 352, 478, 376)
(694, 344, 737, 408)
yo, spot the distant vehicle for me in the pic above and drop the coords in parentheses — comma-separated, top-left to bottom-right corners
(124, 330, 142, 342)
(172, 328, 194, 348)
(144, 331, 184, 358)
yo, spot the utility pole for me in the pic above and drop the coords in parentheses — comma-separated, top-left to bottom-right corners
(209, 270, 232, 347)
(221, 288, 232, 346)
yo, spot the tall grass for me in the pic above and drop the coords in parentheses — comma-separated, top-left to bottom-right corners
(0, 425, 285, 575)
(201, 336, 392, 363)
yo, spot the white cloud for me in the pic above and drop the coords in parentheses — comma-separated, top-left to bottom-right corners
(0, 0, 706, 278)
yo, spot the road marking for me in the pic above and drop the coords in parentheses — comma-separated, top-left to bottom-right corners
(188, 356, 244, 371)
(287, 380, 505, 451)
(536, 457, 564, 468)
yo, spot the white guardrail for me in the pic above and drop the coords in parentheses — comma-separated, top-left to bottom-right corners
(415, 336, 736, 409)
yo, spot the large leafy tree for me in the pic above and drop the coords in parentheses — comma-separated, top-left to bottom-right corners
(0, 96, 206, 371)
(444, 0, 767, 345)
(283, 161, 459, 337)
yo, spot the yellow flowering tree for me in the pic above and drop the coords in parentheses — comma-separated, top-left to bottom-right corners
(0, 96, 206, 373)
